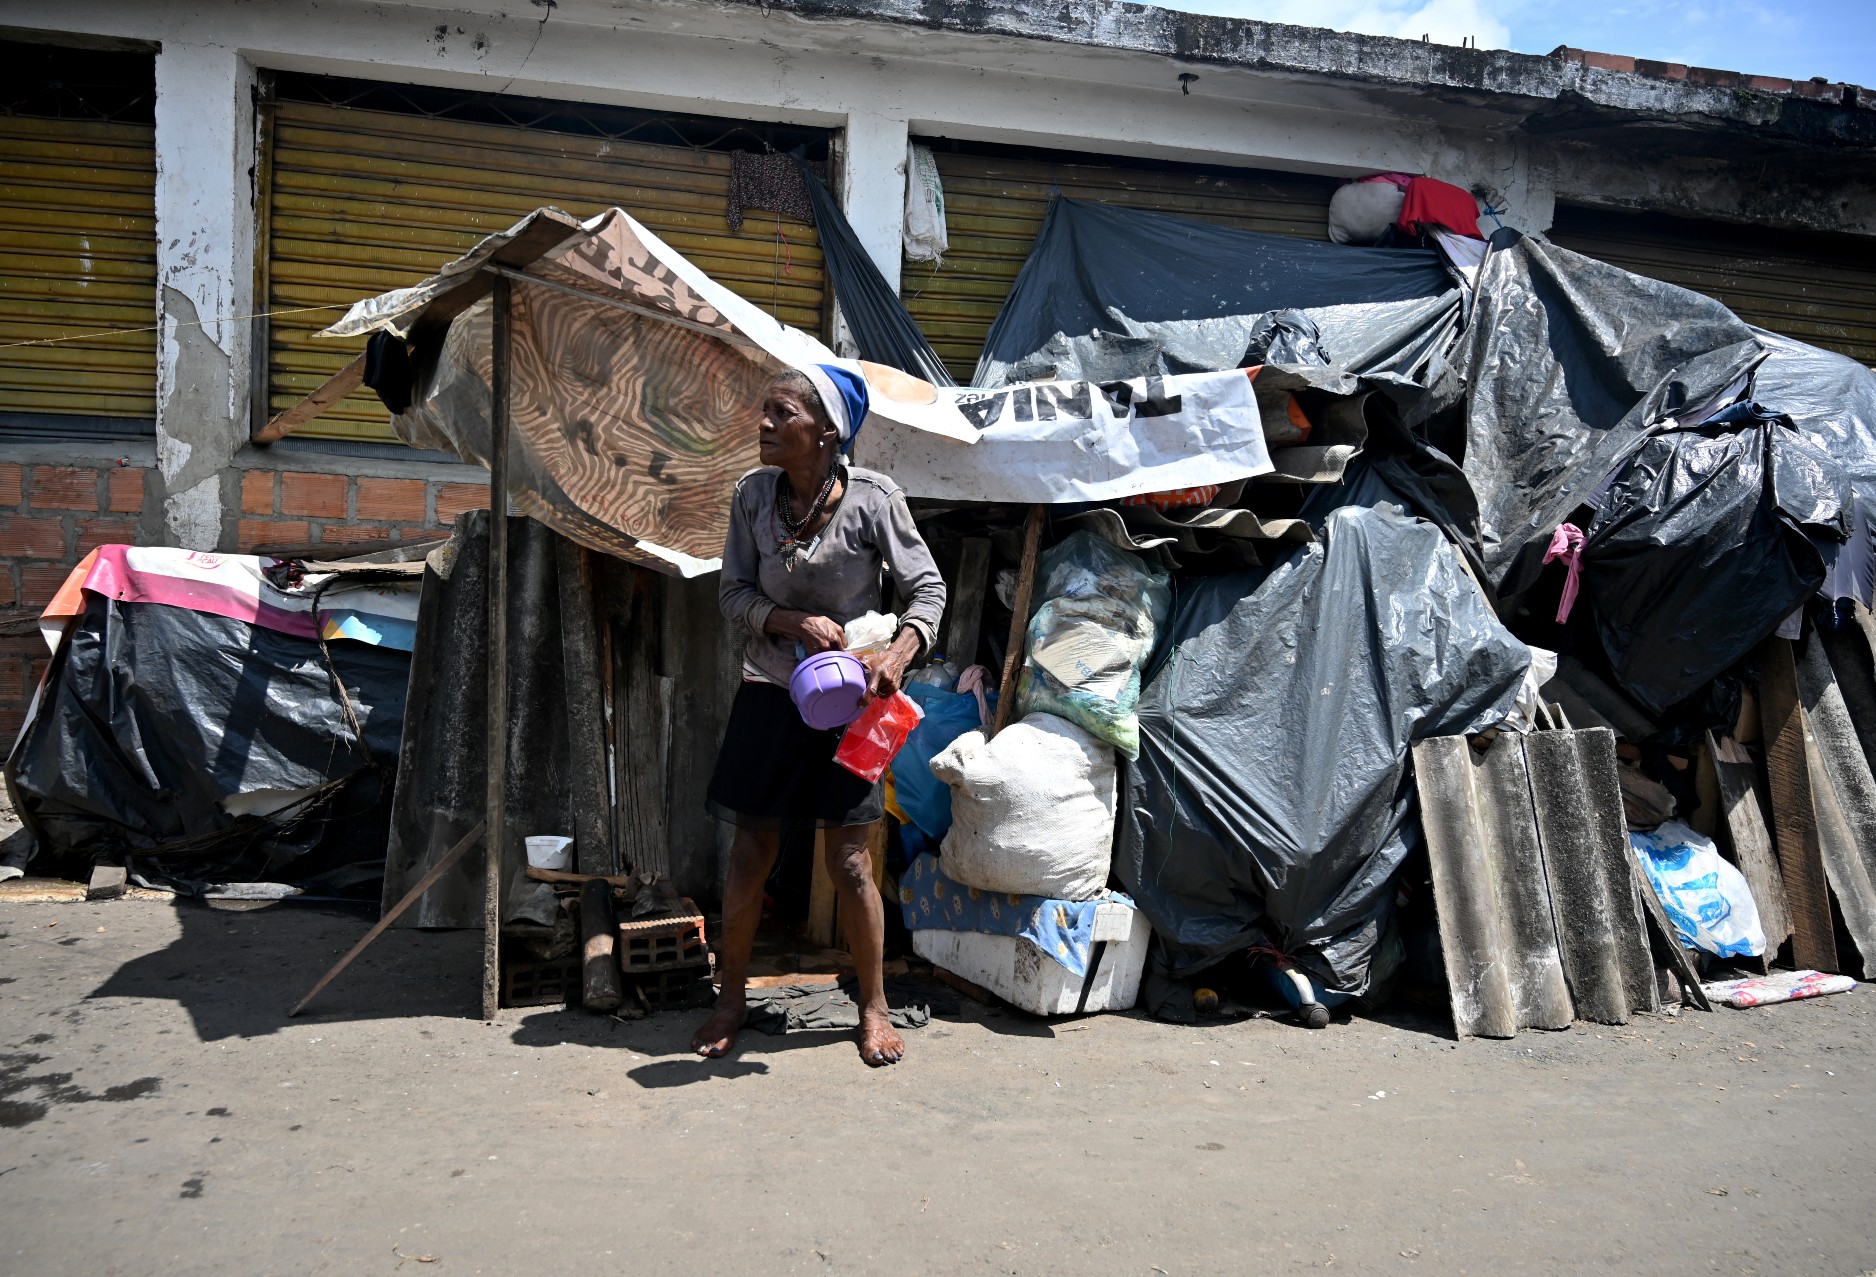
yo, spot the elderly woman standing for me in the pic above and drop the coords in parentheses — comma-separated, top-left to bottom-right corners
(694, 363, 946, 1066)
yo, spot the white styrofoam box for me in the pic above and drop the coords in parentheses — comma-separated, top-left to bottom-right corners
(913, 900, 1149, 1016)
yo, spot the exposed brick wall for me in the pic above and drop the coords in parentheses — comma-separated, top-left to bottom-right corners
(0, 459, 489, 741)
(232, 469, 486, 554)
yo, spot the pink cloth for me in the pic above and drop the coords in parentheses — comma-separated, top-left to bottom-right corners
(1544, 523, 1587, 623)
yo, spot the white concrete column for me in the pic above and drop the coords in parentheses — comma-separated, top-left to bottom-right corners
(153, 42, 254, 550)
(840, 111, 912, 292)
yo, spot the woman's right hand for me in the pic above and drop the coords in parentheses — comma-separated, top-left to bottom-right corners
(770, 611, 846, 653)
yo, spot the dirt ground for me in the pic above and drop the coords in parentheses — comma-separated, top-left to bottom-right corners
(1, 892, 1873, 1277)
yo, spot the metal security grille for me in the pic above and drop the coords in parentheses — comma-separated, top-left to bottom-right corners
(1549, 206, 1876, 367)
(902, 142, 1338, 384)
(261, 75, 831, 443)
(0, 42, 157, 434)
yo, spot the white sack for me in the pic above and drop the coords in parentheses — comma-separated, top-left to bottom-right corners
(904, 143, 948, 264)
(929, 712, 1117, 901)
(1328, 180, 1404, 246)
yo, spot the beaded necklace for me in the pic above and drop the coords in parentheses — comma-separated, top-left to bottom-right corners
(776, 462, 841, 571)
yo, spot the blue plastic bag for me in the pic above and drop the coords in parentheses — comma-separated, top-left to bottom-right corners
(1630, 820, 1766, 959)
(890, 682, 993, 842)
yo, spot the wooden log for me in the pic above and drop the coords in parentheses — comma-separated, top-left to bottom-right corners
(942, 537, 991, 670)
(554, 536, 616, 876)
(252, 353, 366, 445)
(992, 505, 1046, 737)
(524, 866, 636, 888)
(579, 877, 625, 1013)
(1759, 637, 1840, 972)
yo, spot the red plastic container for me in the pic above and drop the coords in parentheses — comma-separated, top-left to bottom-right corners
(833, 691, 925, 782)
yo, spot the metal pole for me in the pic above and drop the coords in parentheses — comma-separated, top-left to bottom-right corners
(483, 275, 511, 1021)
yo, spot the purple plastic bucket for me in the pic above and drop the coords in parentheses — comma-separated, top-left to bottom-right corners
(790, 649, 869, 730)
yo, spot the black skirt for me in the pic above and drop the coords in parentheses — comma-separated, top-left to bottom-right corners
(706, 680, 883, 830)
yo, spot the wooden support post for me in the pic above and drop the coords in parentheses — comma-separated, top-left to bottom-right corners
(992, 505, 1046, 737)
(483, 275, 512, 1021)
(942, 537, 992, 670)
(579, 877, 625, 1012)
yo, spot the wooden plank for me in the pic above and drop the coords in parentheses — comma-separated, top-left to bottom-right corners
(553, 536, 616, 876)
(991, 506, 1046, 737)
(1794, 636, 1876, 976)
(807, 828, 838, 950)
(292, 820, 486, 1017)
(1707, 732, 1793, 958)
(941, 537, 991, 670)
(613, 565, 672, 879)
(483, 277, 512, 1022)
(1758, 637, 1840, 972)
(523, 866, 636, 887)
(251, 351, 365, 444)
(1628, 853, 1715, 1012)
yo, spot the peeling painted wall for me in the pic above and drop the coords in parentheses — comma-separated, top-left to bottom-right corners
(152, 41, 254, 551)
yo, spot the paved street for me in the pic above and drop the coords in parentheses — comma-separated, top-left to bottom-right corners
(2, 892, 1873, 1276)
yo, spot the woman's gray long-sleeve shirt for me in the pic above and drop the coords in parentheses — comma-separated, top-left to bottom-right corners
(719, 465, 947, 686)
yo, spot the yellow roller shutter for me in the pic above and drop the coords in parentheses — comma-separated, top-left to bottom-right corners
(902, 146, 1337, 383)
(0, 113, 157, 425)
(1549, 206, 1876, 367)
(263, 94, 827, 443)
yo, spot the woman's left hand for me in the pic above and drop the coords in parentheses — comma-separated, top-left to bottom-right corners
(863, 630, 922, 702)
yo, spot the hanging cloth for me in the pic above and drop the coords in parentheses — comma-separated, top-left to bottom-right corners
(1398, 176, 1483, 240)
(728, 151, 815, 233)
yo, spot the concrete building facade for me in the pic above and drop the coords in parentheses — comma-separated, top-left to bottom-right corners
(2, 0, 1873, 736)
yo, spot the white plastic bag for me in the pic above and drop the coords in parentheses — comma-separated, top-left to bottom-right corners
(903, 143, 948, 264)
(928, 712, 1116, 901)
(843, 610, 899, 657)
(1630, 820, 1766, 959)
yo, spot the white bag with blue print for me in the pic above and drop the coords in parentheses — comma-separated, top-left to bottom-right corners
(1630, 820, 1766, 959)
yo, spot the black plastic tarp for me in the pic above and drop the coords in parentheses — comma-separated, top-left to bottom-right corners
(6, 594, 408, 896)
(1116, 503, 1531, 995)
(1458, 229, 1765, 599)
(974, 196, 1456, 387)
(1749, 329, 1876, 605)
(1579, 402, 1850, 717)
(796, 158, 955, 387)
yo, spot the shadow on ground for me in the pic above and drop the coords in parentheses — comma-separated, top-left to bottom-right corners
(87, 897, 482, 1040)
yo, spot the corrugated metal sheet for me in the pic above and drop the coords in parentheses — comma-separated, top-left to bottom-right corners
(0, 114, 157, 421)
(1549, 206, 1876, 367)
(264, 97, 827, 443)
(902, 147, 1337, 384)
(1414, 727, 1658, 1039)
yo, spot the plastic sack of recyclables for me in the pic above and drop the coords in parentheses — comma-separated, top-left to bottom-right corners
(833, 691, 924, 783)
(1629, 820, 1766, 959)
(1015, 531, 1171, 760)
(928, 712, 1116, 902)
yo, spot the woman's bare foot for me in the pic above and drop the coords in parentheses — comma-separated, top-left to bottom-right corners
(691, 994, 748, 1058)
(857, 1003, 904, 1067)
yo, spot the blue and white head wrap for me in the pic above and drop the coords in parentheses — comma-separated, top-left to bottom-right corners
(801, 362, 870, 454)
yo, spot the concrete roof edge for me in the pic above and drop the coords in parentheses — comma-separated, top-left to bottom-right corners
(717, 0, 1875, 133)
